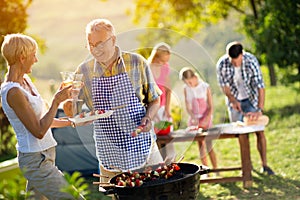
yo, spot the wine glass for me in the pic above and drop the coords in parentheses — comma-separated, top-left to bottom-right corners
(60, 72, 75, 88)
(60, 72, 83, 117)
(71, 74, 83, 101)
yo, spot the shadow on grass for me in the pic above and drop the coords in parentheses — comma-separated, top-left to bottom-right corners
(251, 169, 300, 198)
(204, 170, 300, 199)
(266, 103, 300, 118)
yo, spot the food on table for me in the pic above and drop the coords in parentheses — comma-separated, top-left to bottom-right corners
(75, 109, 106, 118)
(154, 121, 172, 130)
(79, 112, 85, 118)
(97, 109, 105, 114)
(114, 163, 181, 187)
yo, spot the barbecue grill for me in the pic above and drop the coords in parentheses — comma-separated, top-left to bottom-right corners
(100, 163, 209, 200)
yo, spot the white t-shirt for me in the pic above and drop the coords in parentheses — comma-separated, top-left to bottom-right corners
(234, 66, 248, 100)
(185, 80, 208, 101)
(185, 80, 209, 118)
(1, 75, 57, 153)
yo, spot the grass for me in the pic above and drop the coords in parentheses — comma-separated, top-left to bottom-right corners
(195, 84, 300, 200)
(82, 84, 300, 199)
(1, 84, 299, 199)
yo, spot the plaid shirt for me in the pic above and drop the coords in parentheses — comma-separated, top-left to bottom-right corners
(76, 46, 161, 110)
(216, 52, 265, 108)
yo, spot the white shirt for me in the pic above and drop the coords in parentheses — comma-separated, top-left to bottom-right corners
(234, 66, 248, 100)
(185, 80, 208, 102)
(1, 75, 57, 153)
(185, 80, 209, 118)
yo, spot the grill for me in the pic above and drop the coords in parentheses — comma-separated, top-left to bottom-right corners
(101, 163, 209, 200)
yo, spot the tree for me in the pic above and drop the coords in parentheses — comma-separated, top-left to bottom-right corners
(0, 0, 31, 74)
(0, 0, 41, 157)
(132, 0, 249, 57)
(132, 0, 300, 85)
(243, 0, 300, 85)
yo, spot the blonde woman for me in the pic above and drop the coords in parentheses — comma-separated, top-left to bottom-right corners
(0, 33, 82, 199)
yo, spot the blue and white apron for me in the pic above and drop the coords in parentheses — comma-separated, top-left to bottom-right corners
(92, 61, 152, 171)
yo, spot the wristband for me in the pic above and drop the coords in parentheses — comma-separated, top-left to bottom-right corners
(71, 121, 76, 128)
(257, 108, 263, 113)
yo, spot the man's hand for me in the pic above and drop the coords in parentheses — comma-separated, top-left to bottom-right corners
(140, 116, 152, 132)
(63, 100, 73, 117)
(244, 111, 262, 121)
(230, 100, 242, 112)
(222, 86, 242, 112)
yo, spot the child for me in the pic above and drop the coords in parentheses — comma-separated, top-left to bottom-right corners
(148, 42, 175, 163)
(179, 67, 218, 172)
(148, 42, 172, 121)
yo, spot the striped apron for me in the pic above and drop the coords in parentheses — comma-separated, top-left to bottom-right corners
(92, 62, 152, 171)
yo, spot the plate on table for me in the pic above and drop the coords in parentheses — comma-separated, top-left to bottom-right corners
(213, 123, 265, 134)
(69, 110, 114, 124)
(185, 126, 203, 134)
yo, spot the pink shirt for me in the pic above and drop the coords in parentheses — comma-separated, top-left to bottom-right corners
(152, 63, 170, 106)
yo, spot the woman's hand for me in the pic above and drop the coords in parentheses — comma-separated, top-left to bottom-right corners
(53, 85, 72, 106)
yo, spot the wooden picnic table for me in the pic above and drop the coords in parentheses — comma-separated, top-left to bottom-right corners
(156, 124, 265, 188)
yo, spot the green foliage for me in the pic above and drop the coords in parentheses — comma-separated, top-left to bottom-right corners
(0, 0, 31, 74)
(170, 105, 184, 130)
(0, 113, 17, 161)
(133, 0, 300, 85)
(243, 0, 300, 84)
(133, 0, 247, 38)
(154, 121, 173, 130)
(62, 171, 89, 199)
(0, 0, 46, 81)
(0, 174, 30, 200)
(132, 0, 248, 55)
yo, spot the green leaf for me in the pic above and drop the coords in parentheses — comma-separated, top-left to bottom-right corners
(154, 121, 172, 129)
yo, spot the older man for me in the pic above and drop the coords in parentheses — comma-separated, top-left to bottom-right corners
(64, 18, 163, 181)
(216, 41, 274, 175)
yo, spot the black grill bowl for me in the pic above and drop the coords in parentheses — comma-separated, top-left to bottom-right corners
(105, 163, 209, 200)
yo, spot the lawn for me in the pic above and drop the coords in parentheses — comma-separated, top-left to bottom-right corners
(1, 84, 299, 199)
(195, 84, 300, 199)
(85, 84, 300, 199)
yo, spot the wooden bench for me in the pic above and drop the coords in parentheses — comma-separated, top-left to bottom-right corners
(156, 124, 265, 188)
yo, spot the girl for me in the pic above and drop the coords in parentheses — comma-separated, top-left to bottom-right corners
(148, 43, 175, 163)
(179, 67, 218, 172)
(148, 42, 172, 121)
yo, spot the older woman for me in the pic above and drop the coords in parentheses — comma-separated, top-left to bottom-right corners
(0, 33, 81, 199)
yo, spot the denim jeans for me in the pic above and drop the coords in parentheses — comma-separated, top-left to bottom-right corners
(228, 98, 257, 122)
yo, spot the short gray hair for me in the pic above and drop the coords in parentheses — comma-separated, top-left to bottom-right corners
(85, 18, 115, 37)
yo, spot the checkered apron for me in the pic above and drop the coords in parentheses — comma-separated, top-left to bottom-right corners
(92, 65, 151, 171)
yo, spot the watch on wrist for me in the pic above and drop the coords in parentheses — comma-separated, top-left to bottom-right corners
(257, 108, 263, 113)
